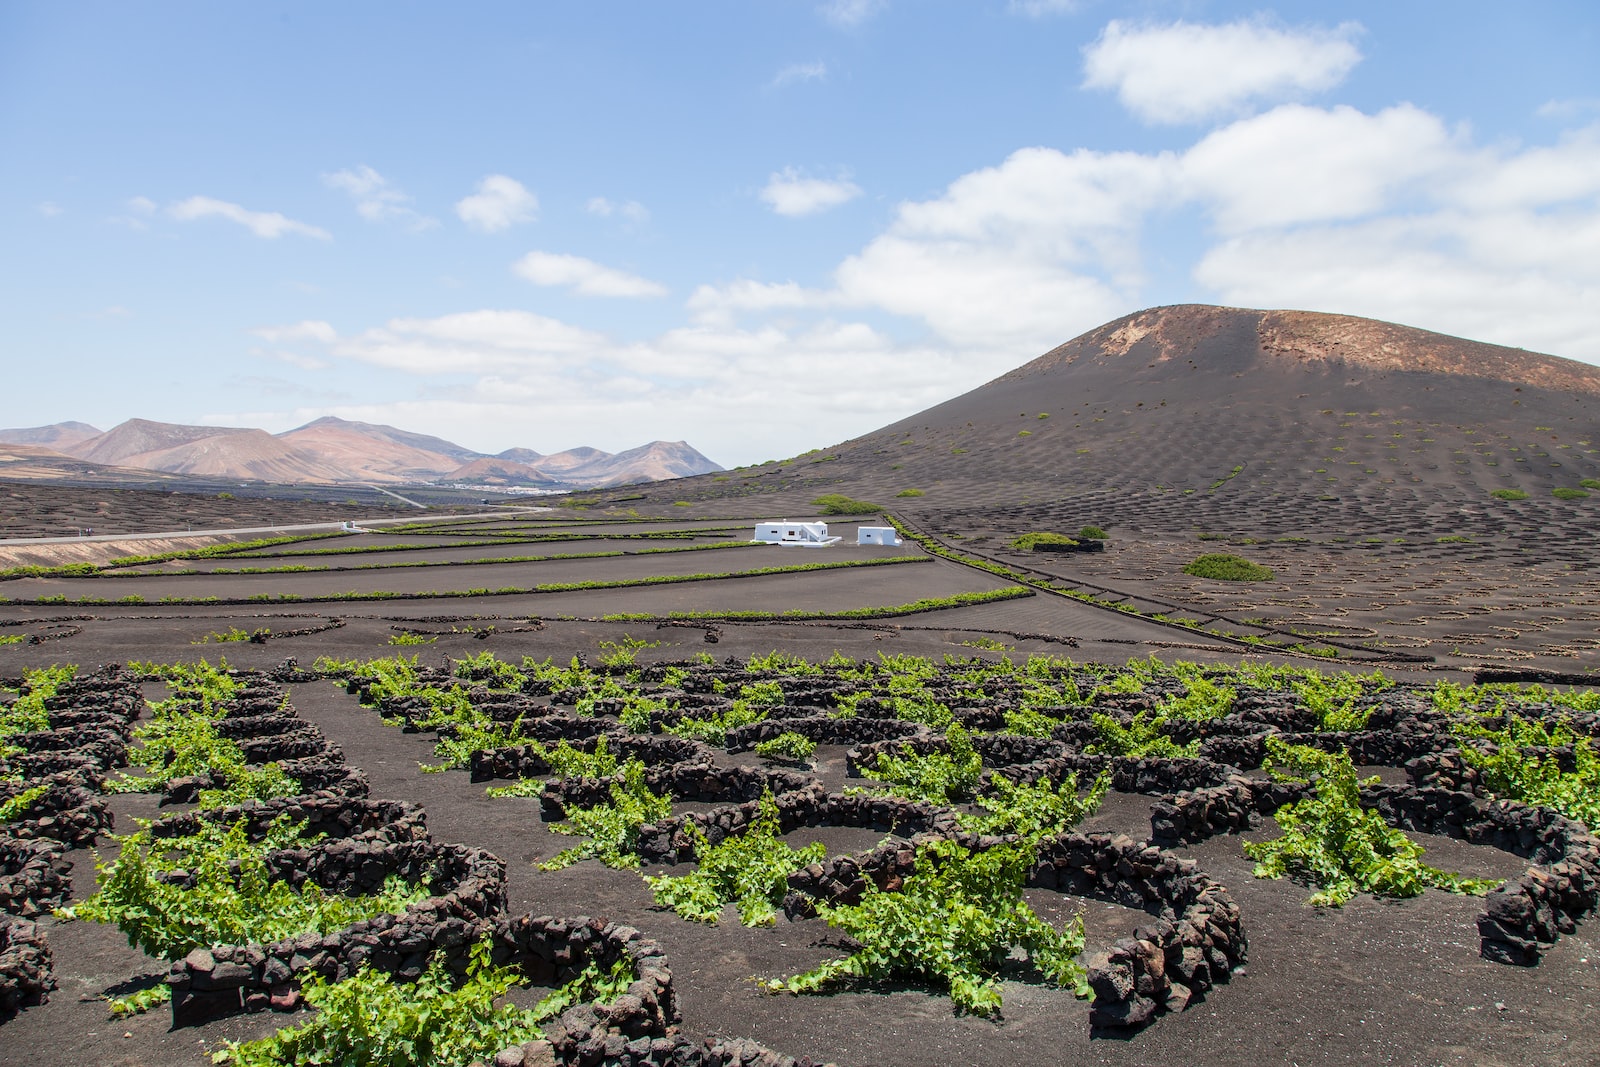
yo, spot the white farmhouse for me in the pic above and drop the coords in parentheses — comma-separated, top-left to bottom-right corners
(856, 526, 900, 546)
(751, 521, 842, 547)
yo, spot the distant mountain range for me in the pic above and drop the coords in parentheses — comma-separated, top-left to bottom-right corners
(0, 416, 722, 489)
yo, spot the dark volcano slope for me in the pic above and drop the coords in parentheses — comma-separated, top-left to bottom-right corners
(633, 305, 1600, 544)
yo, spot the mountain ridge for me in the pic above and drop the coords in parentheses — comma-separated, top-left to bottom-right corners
(0, 414, 722, 489)
(602, 303, 1600, 515)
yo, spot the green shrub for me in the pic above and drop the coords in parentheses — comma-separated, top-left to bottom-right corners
(1490, 489, 1528, 500)
(775, 838, 1087, 1016)
(1582, 478, 1600, 490)
(217, 939, 629, 1067)
(958, 770, 1108, 843)
(1010, 532, 1077, 551)
(65, 819, 426, 960)
(1552, 487, 1591, 500)
(1183, 553, 1274, 581)
(895, 488, 924, 498)
(646, 791, 824, 926)
(1453, 715, 1600, 829)
(538, 762, 671, 870)
(1084, 711, 1197, 759)
(811, 494, 879, 515)
(1077, 525, 1108, 540)
(1244, 740, 1500, 907)
(753, 731, 817, 764)
(861, 722, 982, 805)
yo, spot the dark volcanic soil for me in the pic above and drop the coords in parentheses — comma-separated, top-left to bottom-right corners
(3, 305, 1600, 1064)
(3, 597, 1599, 1066)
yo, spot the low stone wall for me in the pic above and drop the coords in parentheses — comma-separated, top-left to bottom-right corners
(12, 728, 127, 770)
(637, 787, 957, 867)
(1002, 753, 1232, 796)
(1152, 772, 1600, 967)
(213, 713, 306, 740)
(236, 727, 339, 765)
(728, 715, 925, 754)
(489, 913, 835, 1067)
(0, 751, 104, 784)
(148, 793, 425, 845)
(781, 836, 923, 916)
(0, 780, 113, 848)
(1362, 785, 1600, 966)
(469, 733, 714, 783)
(167, 839, 506, 1025)
(277, 757, 370, 798)
(540, 764, 814, 823)
(0, 915, 54, 1019)
(1149, 774, 1309, 845)
(1027, 831, 1247, 1031)
(781, 828, 1246, 1034)
(161, 753, 357, 806)
(0, 837, 71, 918)
(493, 914, 677, 1058)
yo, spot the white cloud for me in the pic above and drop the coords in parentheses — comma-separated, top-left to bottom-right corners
(1195, 214, 1600, 361)
(322, 165, 436, 229)
(333, 310, 607, 376)
(1439, 127, 1600, 211)
(686, 279, 832, 325)
(835, 146, 1177, 349)
(1008, 0, 1080, 16)
(243, 308, 975, 464)
(253, 320, 338, 345)
(37, 201, 62, 217)
(1182, 104, 1458, 232)
(586, 197, 650, 223)
(512, 251, 668, 298)
(168, 196, 331, 240)
(1083, 18, 1363, 124)
(772, 61, 828, 88)
(228, 101, 1600, 467)
(760, 168, 863, 216)
(1537, 98, 1600, 121)
(455, 175, 538, 232)
(820, 0, 886, 28)
(1189, 115, 1600, 361)
(108, 196, 157, 231)
(258, 349, 330, 372)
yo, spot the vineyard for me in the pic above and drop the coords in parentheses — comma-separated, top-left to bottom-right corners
(4, 638, 1599, 1065)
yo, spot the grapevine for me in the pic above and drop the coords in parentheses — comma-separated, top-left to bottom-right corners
(1244, 739, 1500, 907)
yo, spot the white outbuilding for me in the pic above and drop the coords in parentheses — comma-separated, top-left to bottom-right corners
(856, 526, 901, 546)
(752, 521, 842, 547)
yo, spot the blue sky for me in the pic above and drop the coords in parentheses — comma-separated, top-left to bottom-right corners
(4, 1, 1598, 467)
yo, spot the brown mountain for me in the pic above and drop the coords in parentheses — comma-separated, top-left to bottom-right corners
(0, 422, 103, 450)
(619, 304, 1600, 526)
(442, 457, 562, 487)
(275, 417, 468, 482)
(111, 428, 354, 483)
(830, 304, 1600, 499)
(66, 419, 247, 466)
(440, 441, 723, 487)
(8, 413, 721, 489)
(577, 440, 725, 485)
